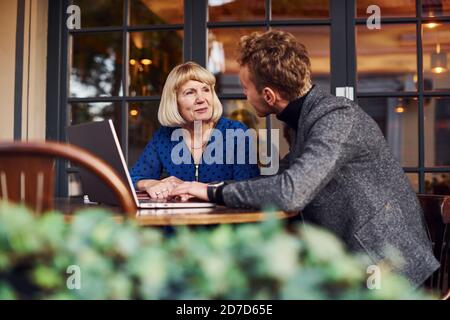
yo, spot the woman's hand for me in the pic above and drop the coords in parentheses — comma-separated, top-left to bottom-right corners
(161, 176, 183, 185)
(169, 182, 208, 201)
(144, 176, 184, 199)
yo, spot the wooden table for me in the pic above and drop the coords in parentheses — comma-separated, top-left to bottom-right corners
(55, 198, 299, 226)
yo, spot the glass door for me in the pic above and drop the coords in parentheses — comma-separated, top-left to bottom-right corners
(354, 0, 450, 194)
(206, 0, 332, 159)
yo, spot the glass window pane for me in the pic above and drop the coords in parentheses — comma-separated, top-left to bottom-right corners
(222, 99, 264, 130)
(222, 99, 276, 163)
(424, 97, 450, 167)
(207, 27, 265, 95)
(422, 22, 450, 91)
(70, 33, 123, 98)
(281, 26, 331, 94)
(218, 106, 291, 164)
(406, 173, 419, 193)
(425, 173, 450, 195)
(69, 102, 122, 140)
(272, 0, 329, 20)
(358, 97, 418, 167)
(422, 0, 450, 17)
(208, 26, 330, 95)
(356, 24, 417, 92)
(130, 0, 184, 25)
(129, 31, 183, 96)
(356, 0, 416, 18)
(72, 0, 123, 27)
(208, 0, 265, 22)
(128, 101, 161, 166)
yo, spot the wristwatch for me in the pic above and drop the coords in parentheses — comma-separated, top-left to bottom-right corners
(207, 181, 226, 203)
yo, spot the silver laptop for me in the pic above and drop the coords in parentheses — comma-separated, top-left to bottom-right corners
(66, 120, 215, 209)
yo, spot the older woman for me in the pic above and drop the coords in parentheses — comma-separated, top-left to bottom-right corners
(130, 61, 259, 199)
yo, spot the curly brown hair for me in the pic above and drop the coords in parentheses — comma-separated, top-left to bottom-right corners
(237, 30, 312, 101)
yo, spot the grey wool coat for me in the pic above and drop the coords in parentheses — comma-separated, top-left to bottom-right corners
(222, 85, 440, 287)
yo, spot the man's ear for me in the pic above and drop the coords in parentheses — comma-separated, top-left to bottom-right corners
(262, 87, 277, 106)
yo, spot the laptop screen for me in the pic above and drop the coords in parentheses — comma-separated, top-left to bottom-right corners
(66, 120, 139, 206)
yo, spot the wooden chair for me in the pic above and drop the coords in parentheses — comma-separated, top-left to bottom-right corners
(0, 141, 137, 216)
(417, 194, 450, 299)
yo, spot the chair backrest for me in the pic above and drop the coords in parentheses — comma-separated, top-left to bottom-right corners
(0, 141, 137, 216)
(417, 194, 450, 298)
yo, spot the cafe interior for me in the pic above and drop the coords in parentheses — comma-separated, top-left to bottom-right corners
(0, 0, 449, 300)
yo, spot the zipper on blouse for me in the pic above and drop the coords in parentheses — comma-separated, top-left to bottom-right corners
(195, 164, 199, 182)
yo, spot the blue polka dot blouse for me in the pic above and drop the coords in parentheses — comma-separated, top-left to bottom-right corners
(130, 117, 260, 186)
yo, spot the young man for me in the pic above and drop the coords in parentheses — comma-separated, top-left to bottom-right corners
(170, 30, 439, 287)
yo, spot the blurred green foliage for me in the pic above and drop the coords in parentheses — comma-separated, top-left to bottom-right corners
(0, 201, 434, 300)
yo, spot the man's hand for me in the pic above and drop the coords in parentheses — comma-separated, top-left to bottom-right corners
(169, 182, 208, 201)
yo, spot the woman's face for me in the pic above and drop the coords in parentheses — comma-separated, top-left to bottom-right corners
(177, 80, 214, 124)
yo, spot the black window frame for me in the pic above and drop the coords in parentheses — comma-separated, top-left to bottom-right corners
(206, 0, 335, 155)
(353, 0, 450, 193)
(46, 0, 450, 196)
(47, 0, 188, 196)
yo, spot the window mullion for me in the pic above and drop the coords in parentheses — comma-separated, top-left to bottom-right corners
(417, 0, 425, 193)
(121, 0, 130, 163)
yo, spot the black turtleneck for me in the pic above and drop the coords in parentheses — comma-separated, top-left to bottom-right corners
(276, 85, 314, 130)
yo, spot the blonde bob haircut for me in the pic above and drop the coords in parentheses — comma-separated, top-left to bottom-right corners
(158, 61, 223, 127)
